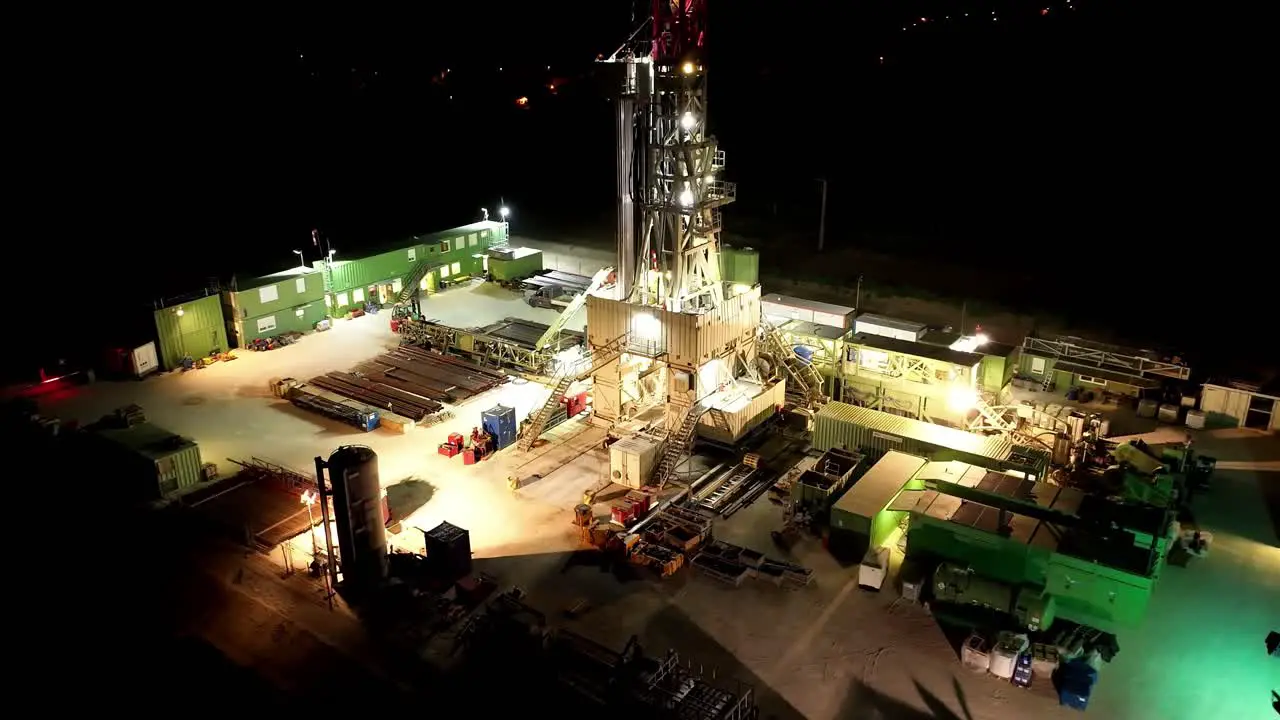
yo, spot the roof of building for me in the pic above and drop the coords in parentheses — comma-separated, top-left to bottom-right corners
(919, 330, 1018, 359)
(232, 264, 323, 292)
(761, 294, 856, 316)
(855, 313, 927, 333)
(847, 333, 983, 368)
(779, 320, 847, 341)
(94, 423, 196, 461)
(832, 450, 927, 519)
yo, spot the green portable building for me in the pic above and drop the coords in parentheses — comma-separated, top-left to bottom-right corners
(153, 292, 229, 370)
(488, 247, 544, 282)
(319, 220, 507, 316)
(828, 450, 927, 560)
(224, 266, 327, 346)
(90, 422, 204, 499)
(720, 245, 760, 286)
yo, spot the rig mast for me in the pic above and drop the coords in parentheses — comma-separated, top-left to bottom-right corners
(607, 1, 735, 312)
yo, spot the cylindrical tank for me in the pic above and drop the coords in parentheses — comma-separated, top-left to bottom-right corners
(327, 445, 388, 585)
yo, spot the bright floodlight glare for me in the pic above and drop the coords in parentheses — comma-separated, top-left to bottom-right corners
(500, 206, 510, 218)
(679, 189, 694, 206)
(947, 386, 979, 412)
(680, 112, 695, 130)
(175, 307, 184, 317)
(630, 312, 662, 341)
(682, 62, 695, 74)
(975, 333, 990, 346)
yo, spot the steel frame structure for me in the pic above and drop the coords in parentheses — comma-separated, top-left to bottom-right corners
(607, 1, 734, 312)
(1022, 337, 1191, 381)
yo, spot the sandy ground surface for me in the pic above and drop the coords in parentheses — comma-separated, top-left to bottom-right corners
(37, 246, 1280, 720)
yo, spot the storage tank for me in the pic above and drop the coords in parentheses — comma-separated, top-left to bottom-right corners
(325, 446, 388, 586)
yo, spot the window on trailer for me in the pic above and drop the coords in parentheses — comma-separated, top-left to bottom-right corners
(295, 277, 307, 293)
(353, 288, 365, 303)
(1031, 357, 1046, 375)
(1079, 375, 1106, 386)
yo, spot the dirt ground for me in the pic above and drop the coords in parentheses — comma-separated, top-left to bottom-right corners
(37, 244, 1280, 720)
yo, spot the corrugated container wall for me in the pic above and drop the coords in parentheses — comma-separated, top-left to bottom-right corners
(489, 248, 544, 281)
(697, 379, 785, 443)
(235, 301, 327, 344)
(154, 293, 229, 370)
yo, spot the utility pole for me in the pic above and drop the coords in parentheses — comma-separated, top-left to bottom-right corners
(816, 178, 828, 252)
(856, 274, 863, 312)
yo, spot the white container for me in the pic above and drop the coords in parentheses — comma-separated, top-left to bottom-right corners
(857, 547, 890, 591)
(961, 635, 991, 672)
(1137, 398, 1159, 418)
(1097, 418, 1111, 437)
(1185, 409, 1206, 429)
(854, 313, 926, 342)
(989, 647, 1018, 680)
(609, 434, 663, 489)
(1158, 403, 1180, 423)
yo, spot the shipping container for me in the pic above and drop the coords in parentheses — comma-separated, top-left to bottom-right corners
(830, 450, 927, 551)
(153, 293, 229, 370)
(762, 294, 856, 331)
(488, 247, 544, 282)
(813, 402, 1049, 479)
(90, 422, 204, 498)
(696, 379, 785, 444)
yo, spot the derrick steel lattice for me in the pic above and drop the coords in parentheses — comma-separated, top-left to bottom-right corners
(605, 1, 733, 312)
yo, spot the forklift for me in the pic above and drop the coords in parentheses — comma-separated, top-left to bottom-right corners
(389, 296, 423, 333)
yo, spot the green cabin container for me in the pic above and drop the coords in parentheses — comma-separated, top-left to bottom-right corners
(224, 266, 327, 345)
(828, 450, 927, 560)
(153, 293, 229, 370)
(488, 247, 544, 282)
(318, 220, 506, 316)
(91, 422, 204, 498)
(720, 246, 760, 286)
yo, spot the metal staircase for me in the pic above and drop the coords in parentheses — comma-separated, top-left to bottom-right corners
(761, 321, 826, 407)
(970, 396, 1052, 450)
(708, 408, 731, 434)
(518, 333, 629, 451)
(652, 401, 712, 490)
(396, 260, 435, 304)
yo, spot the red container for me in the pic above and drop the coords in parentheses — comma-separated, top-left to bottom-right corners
(625, 491, 651, 515)
(611, 502, 635, 525)
(463, 449, 477, 465)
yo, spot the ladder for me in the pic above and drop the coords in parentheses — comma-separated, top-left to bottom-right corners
(708, 408, 731, 434)
(653, 401, 711, 490)
(697, 464, 756, 512)
(517, 333, 629, 451)
(761, 321, 826, 407)
(396, 260, 435, 304)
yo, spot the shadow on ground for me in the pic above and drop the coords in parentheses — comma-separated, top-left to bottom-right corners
(839, 676, 976, 719)
(386, 478, 434, 522)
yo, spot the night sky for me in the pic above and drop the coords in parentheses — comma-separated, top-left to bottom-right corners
(8, 1, 1262, 376)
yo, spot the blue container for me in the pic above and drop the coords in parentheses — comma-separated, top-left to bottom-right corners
(792, 345, 814, 364)
(482, 404, 517, 450)
(1056, 660, 1097, 710)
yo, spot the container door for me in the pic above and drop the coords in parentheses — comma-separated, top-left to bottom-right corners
(132, 342, 159, 376)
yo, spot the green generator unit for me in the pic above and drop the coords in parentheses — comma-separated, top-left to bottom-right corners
(932, 562, 1057, 632)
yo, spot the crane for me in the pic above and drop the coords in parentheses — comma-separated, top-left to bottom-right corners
(534, 266, 616, 351)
